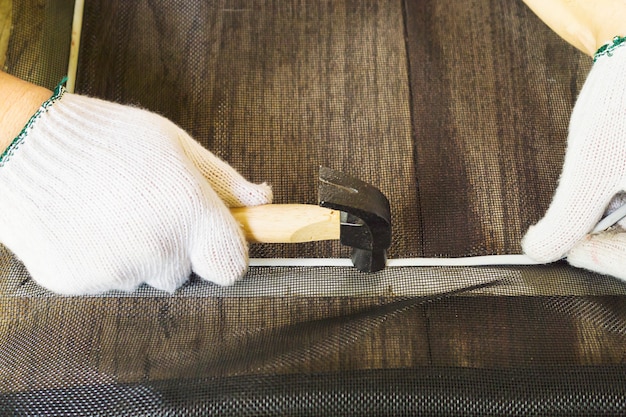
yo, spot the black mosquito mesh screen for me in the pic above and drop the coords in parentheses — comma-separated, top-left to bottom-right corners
(0, 1, 8, 69)
(2, 0, 626, 415)
(73, 0, 591, 259)
(4, 0, 72, 89)
(5, 368, 626, 416)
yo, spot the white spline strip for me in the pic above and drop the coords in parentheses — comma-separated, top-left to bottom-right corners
(66, 0, 85, 93)
(593, 203, 626, 233)
(249, 254, 542, 268)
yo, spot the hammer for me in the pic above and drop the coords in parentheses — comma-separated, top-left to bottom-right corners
(230, 167, 391, 272)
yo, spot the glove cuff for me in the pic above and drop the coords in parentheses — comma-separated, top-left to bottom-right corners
(0, 78, 67, 168)
(594, 35, 626, 62)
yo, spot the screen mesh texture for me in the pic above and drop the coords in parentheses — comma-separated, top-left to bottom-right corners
(1, 1, 626, 416)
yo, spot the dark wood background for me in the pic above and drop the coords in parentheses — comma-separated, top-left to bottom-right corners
(70, 0, 591, 259)
(2, 0, 625, 401)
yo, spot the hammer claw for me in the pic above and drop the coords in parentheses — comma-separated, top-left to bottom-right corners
(318, 167, 391, 272)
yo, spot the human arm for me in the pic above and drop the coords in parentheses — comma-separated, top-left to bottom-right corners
(522, 0, 626, 56)
(0, 71, 52, 153)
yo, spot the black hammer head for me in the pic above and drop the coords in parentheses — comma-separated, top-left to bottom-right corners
(318, 167, 391, 272)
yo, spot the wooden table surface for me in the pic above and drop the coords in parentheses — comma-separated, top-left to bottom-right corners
(0, 0, 10, 69)
(1, 0, 625, 400)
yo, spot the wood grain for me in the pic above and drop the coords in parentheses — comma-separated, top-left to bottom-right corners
(230, 205, 341, 243)
(405, 0, 592, 257)
(75, 0, 595, 259)
(4, 0, 72, 89)
(0, 0, 10, 69)
(2, 291, 626, 393)
(2, 0, 626, 404)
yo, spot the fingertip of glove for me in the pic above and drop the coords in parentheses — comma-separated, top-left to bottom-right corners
(190, 221, 250, 287)
(234, 182, 273, 207)
(193, 256, 248, 287)
(255, 182, 273, 205)
(521, 225, 568, 264)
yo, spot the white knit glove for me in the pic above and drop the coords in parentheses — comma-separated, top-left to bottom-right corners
(522, 38, 626, 279)
(0, 85, 272, 295)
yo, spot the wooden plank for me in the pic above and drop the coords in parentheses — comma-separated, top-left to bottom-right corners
(0, 295, 430, 392)
(2, 291, 626, 393)
(0, 0, 10, 69)
(4, 0, 72, 88)
(427, 296, 626, 367)
(404, 0, 592, 257)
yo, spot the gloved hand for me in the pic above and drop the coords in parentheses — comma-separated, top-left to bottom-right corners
(0, 83, 272, 295)
(522, 38, 626, 279)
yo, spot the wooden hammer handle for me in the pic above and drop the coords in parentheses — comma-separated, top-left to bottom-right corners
(230, 204, 341, 243)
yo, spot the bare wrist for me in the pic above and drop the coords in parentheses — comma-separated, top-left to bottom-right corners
(0, 72, 52, 154)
